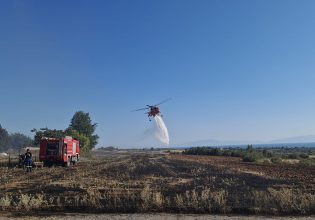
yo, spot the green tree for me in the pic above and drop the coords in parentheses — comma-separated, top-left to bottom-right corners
(31, 128, 65, 146)
(68, 111, 99, 150)
(246, 144, 254, 153)
(66, 130, 90, 154)
(0, 124, 9, 151)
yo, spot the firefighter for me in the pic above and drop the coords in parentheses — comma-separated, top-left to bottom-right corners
(24, 149, 32, 172)
(18, 154, 25, 169)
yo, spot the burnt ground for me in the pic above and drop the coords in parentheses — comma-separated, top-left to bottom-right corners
(169, 154, 315, 193)
(0, 152, 314, 215)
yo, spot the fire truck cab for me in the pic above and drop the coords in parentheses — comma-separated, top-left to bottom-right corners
(39, 136, 80, 167)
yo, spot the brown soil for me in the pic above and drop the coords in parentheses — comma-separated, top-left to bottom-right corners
(169, 154, 315, 192)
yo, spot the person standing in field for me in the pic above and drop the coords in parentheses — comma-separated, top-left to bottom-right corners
(24, 149, 32, 172)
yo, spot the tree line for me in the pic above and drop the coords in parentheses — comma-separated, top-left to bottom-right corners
(0, 111, 99, 154)
(183, 145, 274, 162)
(0, 125, 33, 152)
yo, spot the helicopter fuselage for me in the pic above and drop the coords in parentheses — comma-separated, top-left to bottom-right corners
(147, 106, 160, 118)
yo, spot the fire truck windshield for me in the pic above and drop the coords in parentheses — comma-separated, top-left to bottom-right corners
(47, 142, 59, 155)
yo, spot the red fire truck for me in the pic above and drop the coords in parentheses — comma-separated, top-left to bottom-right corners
(39, 136, 80, 167)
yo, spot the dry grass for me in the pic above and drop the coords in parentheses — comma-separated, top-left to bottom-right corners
(251, 188, 315, 214)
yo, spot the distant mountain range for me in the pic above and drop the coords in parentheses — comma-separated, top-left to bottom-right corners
(271, 135, 315, 144)
(180, 135, 315, 147)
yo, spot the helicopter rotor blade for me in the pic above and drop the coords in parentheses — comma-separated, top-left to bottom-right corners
(154, 98, 172, 106)
(131, 107, 149, 112)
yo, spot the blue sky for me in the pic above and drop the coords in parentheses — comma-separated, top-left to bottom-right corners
(1, 0, 315, 147)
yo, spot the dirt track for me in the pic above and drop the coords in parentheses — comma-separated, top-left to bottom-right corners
(1, 213, 315, 220)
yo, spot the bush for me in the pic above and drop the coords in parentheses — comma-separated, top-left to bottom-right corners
(299, 159, 315, 166)
(271, 157, 282, 164)
(210, 148, 222, 156)
(183, 147, 244, 158)
(288, 154, 299, 159)
(222, 150, 232, 157)
(242, 153, 261, 162)
(263, 149, 273, 158)
(231, 151, 243, 157)
(299, 153, 309, 159)
(183, 147, 223, 156)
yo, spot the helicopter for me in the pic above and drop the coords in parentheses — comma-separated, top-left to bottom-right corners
(132, 98, 171, 121)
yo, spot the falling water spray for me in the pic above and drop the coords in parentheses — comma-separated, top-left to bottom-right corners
(154, 115, 170, 146)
